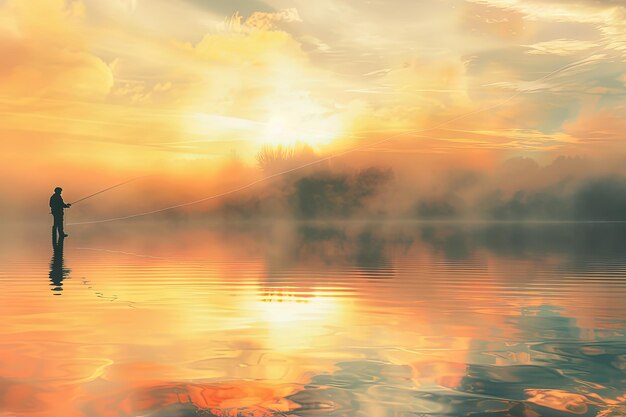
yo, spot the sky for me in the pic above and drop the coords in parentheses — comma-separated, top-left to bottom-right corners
(2, 0, 626, 219)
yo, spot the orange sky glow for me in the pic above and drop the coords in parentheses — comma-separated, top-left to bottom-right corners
(2, 0, 626, 220)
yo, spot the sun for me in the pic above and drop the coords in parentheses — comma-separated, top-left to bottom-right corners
(265, 115, 289, 140)
(260, 100, 343, 148)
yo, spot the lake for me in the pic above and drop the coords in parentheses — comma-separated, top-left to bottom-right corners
(1, 221, 625, 417)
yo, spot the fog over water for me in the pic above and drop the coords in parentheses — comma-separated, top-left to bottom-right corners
(9, 152, 626, 226)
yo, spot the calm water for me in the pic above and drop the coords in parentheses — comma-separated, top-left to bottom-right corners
(1, 222, 625, 417)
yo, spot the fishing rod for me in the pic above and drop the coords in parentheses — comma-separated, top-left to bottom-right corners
(62, 176, 147, 233)
(69, 176, 147, 205)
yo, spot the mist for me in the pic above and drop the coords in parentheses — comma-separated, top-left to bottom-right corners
(5, 144, 626, 225)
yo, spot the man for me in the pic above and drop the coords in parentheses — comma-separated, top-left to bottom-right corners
(50, 187, 71, 240)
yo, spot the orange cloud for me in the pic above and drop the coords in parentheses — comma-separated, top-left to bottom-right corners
(0, 0, 113, 101)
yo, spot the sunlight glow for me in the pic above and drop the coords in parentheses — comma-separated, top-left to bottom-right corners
(260, 99, 344, 148)
(259, 292, 340, 323)
(252, 291, 345, 351)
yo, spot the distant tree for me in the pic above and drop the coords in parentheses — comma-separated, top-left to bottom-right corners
(417, 198, 458, 219)
(290, 167, 393, 219)
(574, 177, 626, 220)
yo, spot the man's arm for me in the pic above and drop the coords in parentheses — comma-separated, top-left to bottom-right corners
(61, 197, 71, 208)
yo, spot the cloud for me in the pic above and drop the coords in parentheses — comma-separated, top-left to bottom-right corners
(465, 0, 620, 23)
(465, 0, 626, 58)
(0, 0, 113, 101)
(563, 108, 626, 153)
(461, 1, 528, 40)
(525, 39, 598, 55)
(245, 8, 302, 30)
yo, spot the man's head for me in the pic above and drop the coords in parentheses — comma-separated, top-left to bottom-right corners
(54, 187, 62, 194)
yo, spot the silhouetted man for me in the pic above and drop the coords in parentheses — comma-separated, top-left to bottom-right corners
(50, 186, 71, 241)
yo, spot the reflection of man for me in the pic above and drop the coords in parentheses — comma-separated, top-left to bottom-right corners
(49, 236, 69, 295)
(50, 187, 71, 240)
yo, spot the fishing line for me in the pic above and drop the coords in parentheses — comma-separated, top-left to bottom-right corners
(67, 51, 603, 226)
(76, 246, 171, 260)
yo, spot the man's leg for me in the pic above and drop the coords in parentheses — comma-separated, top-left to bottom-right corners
(53, 215, 66, 238)
(58, 215, 67, 237)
